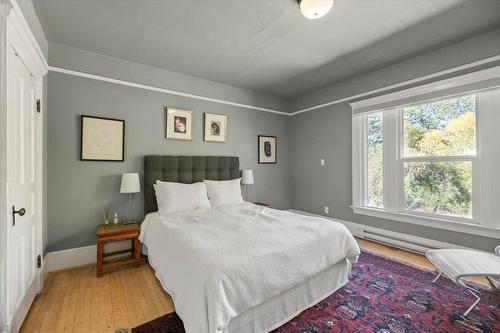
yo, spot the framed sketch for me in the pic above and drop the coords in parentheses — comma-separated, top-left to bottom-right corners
(258, 135, 277, 164)
(166, 107, 192, 141)
(80, 115, 125, 161)
(204, 113, 227, 143)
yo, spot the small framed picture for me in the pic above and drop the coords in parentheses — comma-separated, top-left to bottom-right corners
(204, 113, 227, 143)
(80, 115, 125, 162)
(258, 135, 277, 164)
(166, 107, 192, 141)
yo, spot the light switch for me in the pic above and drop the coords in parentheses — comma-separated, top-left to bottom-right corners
(324, 206, 329, 214)
(320, 159, 325, 166)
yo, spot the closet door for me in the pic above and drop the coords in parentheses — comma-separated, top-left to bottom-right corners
(6, 47, 39, 333)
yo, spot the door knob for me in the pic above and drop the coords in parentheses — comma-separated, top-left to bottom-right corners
(12, 206, 26, 226)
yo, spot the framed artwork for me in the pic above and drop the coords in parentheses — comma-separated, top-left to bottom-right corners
(80, 115, 125, 161)
(166, 107, 192, 140)
(258, 135, 277, 164)
(204, 113, 227, 143)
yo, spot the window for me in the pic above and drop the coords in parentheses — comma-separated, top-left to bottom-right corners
(401, 95, 476, 219)
(351, 68, 500, 237)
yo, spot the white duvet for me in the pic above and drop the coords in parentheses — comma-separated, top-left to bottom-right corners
(140, 203, 360, 333)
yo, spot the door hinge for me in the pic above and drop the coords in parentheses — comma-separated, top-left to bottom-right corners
(37, 254, 41, 269)
(36, 99, 41, 113)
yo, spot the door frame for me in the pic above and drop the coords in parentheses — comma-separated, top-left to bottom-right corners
(0, 2, 13, 333)
(1, 1, 47, 331)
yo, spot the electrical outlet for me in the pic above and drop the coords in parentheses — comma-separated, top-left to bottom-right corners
(320, 159, 325, 166)
(324, 206, 329, 214)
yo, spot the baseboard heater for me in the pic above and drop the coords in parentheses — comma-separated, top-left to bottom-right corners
(360, 230, 439, 254)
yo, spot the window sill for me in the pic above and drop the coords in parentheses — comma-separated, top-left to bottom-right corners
(352, 206, 500, 238)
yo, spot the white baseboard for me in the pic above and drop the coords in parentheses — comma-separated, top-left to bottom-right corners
(289, 209, 468, 253)
(44, 212, 469, 272)
(45, 240, 131, 272)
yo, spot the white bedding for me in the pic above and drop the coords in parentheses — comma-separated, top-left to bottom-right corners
(140, 203, 360, 333)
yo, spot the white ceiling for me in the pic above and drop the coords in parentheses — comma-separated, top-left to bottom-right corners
(33, 0, 500, 98)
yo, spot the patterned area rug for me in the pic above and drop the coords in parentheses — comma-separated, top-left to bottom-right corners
(132, 252, 499, 333)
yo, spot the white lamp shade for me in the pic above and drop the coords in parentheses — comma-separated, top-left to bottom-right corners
(241, 169, 254, 185)
(299, 0, 334, 19)
(120, 173, 141, 193)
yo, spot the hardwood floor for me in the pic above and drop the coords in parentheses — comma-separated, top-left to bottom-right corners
(20, 261, 174, 333)
(20, 238, 487, 332)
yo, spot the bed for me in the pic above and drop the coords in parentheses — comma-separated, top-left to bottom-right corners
(139, 155, 360, 333)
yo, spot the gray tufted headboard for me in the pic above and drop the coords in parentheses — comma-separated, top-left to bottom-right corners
(144, 155, 240, 214)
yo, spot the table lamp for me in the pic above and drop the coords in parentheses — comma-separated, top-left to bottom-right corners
(241, 169, 254, 201)
(120, 173, 141, 223)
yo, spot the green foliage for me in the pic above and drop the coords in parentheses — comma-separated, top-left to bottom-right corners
(366, 95, 476, 217)
(367, 114, 383, 207)
(403, 94, 475, 217)
(404, 95, 476, 156)
(404, 162, 472, 217)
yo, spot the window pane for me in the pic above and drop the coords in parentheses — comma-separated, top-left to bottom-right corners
(367, 113, 383, 207)
(404, 161, 472, 218)
(403, 95, 476, 157)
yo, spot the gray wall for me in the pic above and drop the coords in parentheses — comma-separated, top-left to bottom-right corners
(289, 30, 500, 251)
(46, 28, 500, 253)
(47, 72, 291, 252)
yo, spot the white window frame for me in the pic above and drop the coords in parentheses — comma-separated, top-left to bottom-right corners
(351, 66, 500, 239)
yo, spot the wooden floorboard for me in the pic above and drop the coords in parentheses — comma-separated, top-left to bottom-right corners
(20, 238, 489, 332)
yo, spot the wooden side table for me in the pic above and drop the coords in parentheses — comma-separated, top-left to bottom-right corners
(255, 202, 272, 208)
(96, 222, 141, 277)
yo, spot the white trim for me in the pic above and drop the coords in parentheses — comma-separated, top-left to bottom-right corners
(289, 209, 470, 253)
(0, 3, 11, 333)
(352, 87, 500, 237)
(44, 210, 475, 273)
(352, 206, 500, 239)
(48, 66, 291, 116)
(7, 0, 47, 79)
(290, 55, 500, 116)
(34, 78, 43, 293)
(45, 240, 132, 272)
(350, 65, 500, 112)
(45, 49, 500, 117)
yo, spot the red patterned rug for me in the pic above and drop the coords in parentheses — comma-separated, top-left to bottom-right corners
(132, 252, 499, 333)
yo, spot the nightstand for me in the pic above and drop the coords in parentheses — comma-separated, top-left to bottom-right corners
(254, 202, 272, 208)
(96, 222, 141, 277)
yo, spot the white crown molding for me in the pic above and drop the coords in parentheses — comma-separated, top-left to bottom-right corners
(290, 55, 500, 116)
(7, 0, 48, 79)
(49, 66, 292, 116)
(349, 65, 500, 112)
(0, 1, 12, 17)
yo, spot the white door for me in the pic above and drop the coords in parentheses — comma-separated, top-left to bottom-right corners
(6, 48, 39, 332)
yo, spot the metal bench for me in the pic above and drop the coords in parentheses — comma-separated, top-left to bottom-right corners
(426, 246, 500, 317)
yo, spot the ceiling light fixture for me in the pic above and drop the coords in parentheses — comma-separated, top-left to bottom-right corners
(298, 0, 334, 20)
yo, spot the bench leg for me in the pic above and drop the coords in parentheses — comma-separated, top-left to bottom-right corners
(463, 285, 481, 317)
(486, 276, 499, 290)
(432, 271, 443, 283)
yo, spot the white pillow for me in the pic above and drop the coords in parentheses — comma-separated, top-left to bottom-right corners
(154, 181, 211, 215)
(203, 178, 244, 207)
